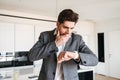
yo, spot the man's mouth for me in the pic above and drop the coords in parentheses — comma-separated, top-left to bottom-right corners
(61, 33, 71, 37)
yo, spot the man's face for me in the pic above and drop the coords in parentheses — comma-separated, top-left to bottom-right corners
(57, 21, 75, 36)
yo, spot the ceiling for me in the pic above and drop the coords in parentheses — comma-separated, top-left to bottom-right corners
(0, 0, 120, 22)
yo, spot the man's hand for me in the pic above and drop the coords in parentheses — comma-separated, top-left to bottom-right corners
(55, 30, 70, 47)
(57, 51, 80, 63)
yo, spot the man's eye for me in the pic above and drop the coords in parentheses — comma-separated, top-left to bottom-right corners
(63, 26, 67, 29)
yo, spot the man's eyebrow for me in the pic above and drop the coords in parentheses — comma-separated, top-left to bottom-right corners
(63, 25, 74, 29)
(63, 25, 69, 28)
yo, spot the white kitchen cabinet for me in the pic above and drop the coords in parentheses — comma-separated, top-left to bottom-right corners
(15, 24, 34, 51)
(0, 22, 14, 52)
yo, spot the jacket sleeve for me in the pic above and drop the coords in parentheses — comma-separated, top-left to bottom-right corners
(28, 32, 58, 61)
(78, 36, 98, 66)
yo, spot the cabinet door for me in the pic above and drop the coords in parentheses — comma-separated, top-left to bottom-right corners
(78, 71, 93, 80)
(0, 22, 14, 62)
(35, 21, 55, 42)
(15, 24, 34, 51)
(0, 22, 14, 52)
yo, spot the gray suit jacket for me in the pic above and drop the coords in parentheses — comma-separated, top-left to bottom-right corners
(29, 29, 98, 80)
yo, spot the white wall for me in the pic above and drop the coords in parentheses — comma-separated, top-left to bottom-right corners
(95, 17, 120, 76)
(75, 21, 96, 53)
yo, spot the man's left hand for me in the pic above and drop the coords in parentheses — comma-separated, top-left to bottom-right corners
(57, 51, 79, 63)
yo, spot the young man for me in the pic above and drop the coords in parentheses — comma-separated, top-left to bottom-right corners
(29, 9, 98, 80)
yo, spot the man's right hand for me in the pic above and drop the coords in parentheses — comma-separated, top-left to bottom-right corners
(55, 30, 70, 47)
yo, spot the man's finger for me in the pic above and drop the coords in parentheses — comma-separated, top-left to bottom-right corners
(57, 29, 60, 37)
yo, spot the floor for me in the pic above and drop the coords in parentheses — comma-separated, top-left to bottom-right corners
(95, 74, 120, 80)
(0, 66, 120, 80)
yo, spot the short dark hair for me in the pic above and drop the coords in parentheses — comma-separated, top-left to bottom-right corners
(57, 9, 79, 24)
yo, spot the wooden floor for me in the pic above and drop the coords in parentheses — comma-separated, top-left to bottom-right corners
(95, 74, 120, 80)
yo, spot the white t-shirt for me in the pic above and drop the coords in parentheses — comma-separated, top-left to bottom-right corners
(54, 45, 64, 80)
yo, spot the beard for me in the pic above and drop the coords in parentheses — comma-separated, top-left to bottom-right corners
(60, 33, 71, 39)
